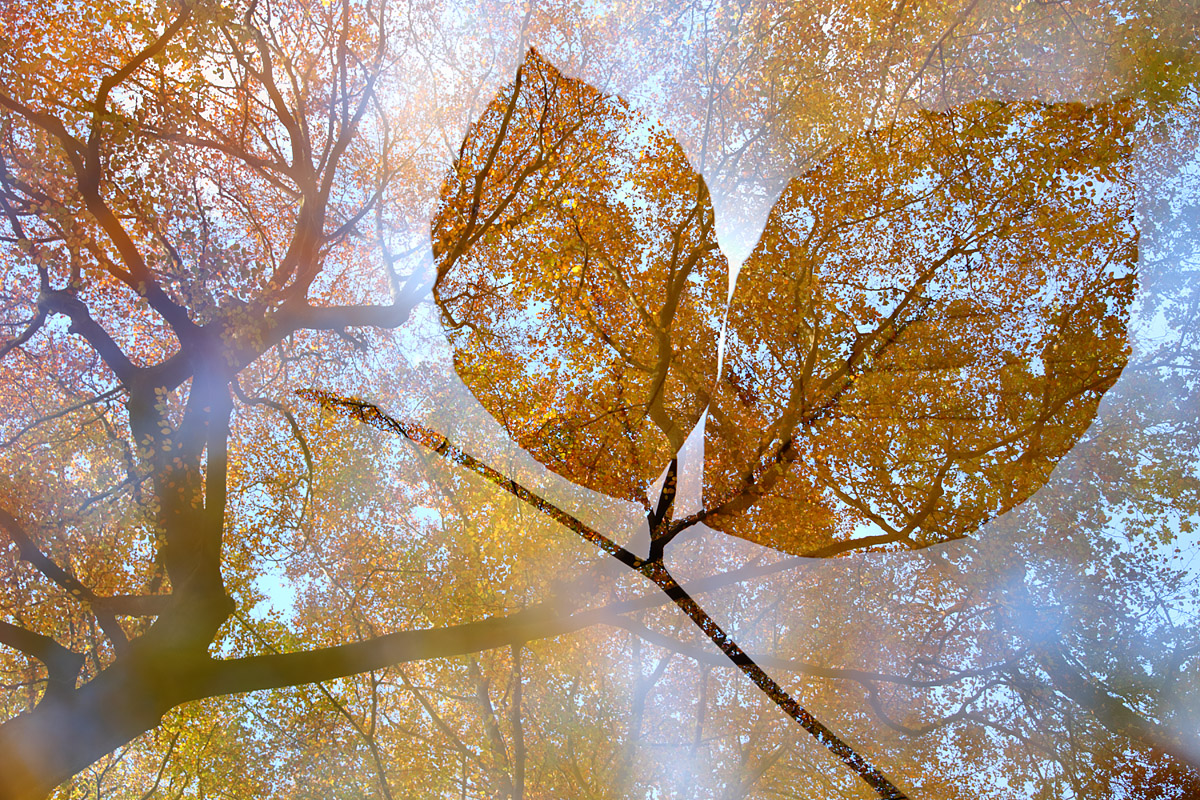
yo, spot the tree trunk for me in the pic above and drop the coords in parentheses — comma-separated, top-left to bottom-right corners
(0, 655, 188, 800)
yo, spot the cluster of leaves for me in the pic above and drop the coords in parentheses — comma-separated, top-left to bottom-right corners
(0, 1, 1196, 799)
(434, 51, 1139, 560)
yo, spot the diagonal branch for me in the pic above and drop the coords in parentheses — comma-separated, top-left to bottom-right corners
(0, 509, 128, 654)
(297, 391, 911, 800)
(296, 389, 644, 570)
(0, 309, 47, 362)
(36, 290, 138, 385)
(1036, 645, 1200, 772)
(0, 620, 84, 702)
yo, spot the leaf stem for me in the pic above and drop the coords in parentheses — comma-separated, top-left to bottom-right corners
(302, 390, 910, 799)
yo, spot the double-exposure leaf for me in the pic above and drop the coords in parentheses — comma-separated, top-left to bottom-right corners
(433, 49, 726, 505)
(705, 100, 1140, 554)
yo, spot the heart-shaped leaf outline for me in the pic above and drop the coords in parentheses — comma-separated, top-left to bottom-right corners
(433, 49, 1139, 557)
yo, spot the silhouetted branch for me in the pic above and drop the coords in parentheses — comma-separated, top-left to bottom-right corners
(0, 621, 83, 702)
(0, 509, 128, 653)
(297, 391, 911, 800)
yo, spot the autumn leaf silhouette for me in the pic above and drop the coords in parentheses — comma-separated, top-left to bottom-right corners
(434, 50, 1138, 558)
(432, 48, 726, 506)
(706, 101, 1139, 555)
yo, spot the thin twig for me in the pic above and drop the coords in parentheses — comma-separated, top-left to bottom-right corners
(299, 390, 911, 799)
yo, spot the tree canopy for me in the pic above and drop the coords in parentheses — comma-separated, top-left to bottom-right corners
(1, 1, 1199, 799)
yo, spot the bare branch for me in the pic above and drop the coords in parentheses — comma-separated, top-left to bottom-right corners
(0, 620, 84, 700)
(297, 390, 645, 570)
(0, 509, 129, 653)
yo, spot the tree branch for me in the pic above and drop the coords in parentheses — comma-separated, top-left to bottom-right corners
(196, 604, 563, 698)
(36, 290, 137, 385)
(295, 392, 910, 799)
(0, 509, 129, 653)
(1037, 646, 1200, 772)
(0, 620, 83, 701)
(297, 390, 645, 570)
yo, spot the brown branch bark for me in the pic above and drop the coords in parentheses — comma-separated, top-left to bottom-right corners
(0, 509, 128, 653)
(301, 393, 911, 799)
(0, 621, 83, 702)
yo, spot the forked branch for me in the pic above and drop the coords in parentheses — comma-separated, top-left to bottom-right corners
(300, 390, 911, 800)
